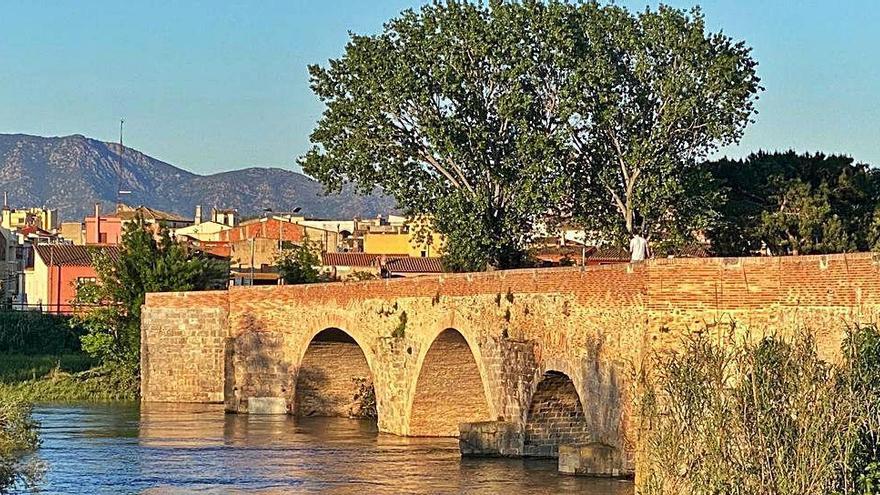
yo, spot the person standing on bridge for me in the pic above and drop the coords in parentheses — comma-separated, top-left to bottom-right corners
(630, 230, 650, 262)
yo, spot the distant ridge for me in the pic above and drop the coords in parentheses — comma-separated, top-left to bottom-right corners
(0, 133, 397, 222)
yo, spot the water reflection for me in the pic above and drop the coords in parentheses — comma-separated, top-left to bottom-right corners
(33, 403, 633, 494)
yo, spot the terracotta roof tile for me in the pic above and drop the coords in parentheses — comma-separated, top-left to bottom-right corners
(320, 252, 443, 273)
(586, 246, 630, 262)
(321, 252, 380, 267)
(34, 244, 119, 266)
(384, 257, 443, 273)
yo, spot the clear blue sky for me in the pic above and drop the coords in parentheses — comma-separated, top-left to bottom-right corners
(1, 1, 878, 175)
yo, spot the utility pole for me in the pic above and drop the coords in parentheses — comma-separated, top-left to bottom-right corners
(116, 119, 132, 207)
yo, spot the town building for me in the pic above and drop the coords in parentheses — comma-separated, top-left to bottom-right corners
(0, 194, 58, 232)
(173, 206, 238, 242)
(59, 221, 85, 245)
(84, 203, 194, 245)
(0, 226, 19, 304)
(23, 244, 118, 314)
(360, 216, 443, 257)
(320, 252, 443, 279)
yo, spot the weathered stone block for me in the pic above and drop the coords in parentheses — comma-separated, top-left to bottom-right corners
(558, 442, 624, 477)
(459, 421, 523, 457)
(248, 397, 288, 415)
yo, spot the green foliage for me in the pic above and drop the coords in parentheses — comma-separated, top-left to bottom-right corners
(707, 151, 880, 256)
(841, 326, 880, 494)
(392, 311, 407, 339)
(301, 0, 571, 270)
(302, 1, 760, 264)
(346, 271, 378, 282)
(559, 3, 760, 245)
(351, 377, 377, 419)
(0, 365, 136, 402)
(0, 396, 42, 493)
(0, 354, 134, 403)
(73, 218, 229, 378)
(0, 312, 85, 355)
(276, 235, 322, 284)
(638, 325, 880, 495)
(0, 354, 94, 384)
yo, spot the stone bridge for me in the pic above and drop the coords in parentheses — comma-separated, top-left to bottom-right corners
(141, 253, 880, 475)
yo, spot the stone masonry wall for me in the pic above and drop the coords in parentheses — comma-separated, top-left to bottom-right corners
(523, 371, 592, 457)
(295, 340, 374, 418)
(142, 252, 880, 471)
(141, 291, 229, 403)
(408, 329, 492, 436)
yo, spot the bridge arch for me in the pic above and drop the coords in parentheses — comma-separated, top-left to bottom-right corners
(408, 327, 493, 436)
(293, 327, 378, 421)
(523, 370, 592, 457)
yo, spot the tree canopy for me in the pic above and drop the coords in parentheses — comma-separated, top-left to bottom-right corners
(706, 151, 880, 256)
(302, 1, 761, 268)
(276, 236, 323, 284)
(563, 4, 761, 246)
(73, 219, 228, 374)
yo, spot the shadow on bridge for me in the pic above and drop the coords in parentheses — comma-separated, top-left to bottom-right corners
(523, 370, 591, 457)
(294, 328, 377, 423)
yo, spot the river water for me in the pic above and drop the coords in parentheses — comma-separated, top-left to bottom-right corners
(29, 403, 634, 494)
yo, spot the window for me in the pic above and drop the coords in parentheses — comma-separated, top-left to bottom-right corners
(98, 233, 108, 243)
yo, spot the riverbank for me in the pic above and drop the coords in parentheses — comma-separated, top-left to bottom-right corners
(0, 354, 136, 402)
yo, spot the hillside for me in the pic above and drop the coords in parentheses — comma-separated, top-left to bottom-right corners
(0, 133, 396, 221)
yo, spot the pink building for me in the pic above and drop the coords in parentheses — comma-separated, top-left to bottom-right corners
(84, 203, 123, 245)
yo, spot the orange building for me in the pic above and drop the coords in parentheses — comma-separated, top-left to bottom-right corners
(23, 245, 119, 314)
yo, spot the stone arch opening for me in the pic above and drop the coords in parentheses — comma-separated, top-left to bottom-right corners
(294, 328, 376, 421)
(409, 328, 491, 436)
(523, 370, 591, 457)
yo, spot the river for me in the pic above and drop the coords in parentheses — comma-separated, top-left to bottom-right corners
(29, 403, 634, 494)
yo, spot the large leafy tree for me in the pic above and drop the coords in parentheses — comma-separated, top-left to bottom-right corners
(73, 218, 228, 375)
(563, 4, 761, 246)
(706, 151, 880, 256)
(301, 1, 569, 271)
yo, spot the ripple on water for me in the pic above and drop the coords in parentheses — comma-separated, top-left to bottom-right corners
(29, 403, 634, 495)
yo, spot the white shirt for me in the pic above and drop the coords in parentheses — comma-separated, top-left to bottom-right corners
(630, 235, 648, 262)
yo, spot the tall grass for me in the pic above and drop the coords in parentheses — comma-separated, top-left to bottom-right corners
(637, 325, 880, 495)
(0, 354, 136, 402)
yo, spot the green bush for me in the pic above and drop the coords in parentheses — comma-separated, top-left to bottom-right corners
(0, 396, 43, 493)
(637, 325, 880, 495)
(0, 311, 85, 355)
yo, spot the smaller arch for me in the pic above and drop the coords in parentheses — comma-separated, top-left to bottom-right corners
(523, 370, 591, 457)
(294, 328, 376, 421)
(408, 328, 492, 436)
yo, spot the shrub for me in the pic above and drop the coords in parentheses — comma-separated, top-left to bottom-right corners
(637, 325, 880, 495)
(0, 396, 43, 493)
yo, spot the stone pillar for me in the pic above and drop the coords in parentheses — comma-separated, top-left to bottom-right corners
(459, 421, 523, 457)
(558, 443, 626, 477)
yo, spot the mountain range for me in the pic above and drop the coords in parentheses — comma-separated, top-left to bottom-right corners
(0, 133, 397, 222)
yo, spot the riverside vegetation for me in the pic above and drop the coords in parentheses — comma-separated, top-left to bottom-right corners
(0, 216, 228, 492)
(637, 324, 880, 495)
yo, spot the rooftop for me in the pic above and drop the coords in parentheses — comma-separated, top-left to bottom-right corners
(34, 244, 120, 266)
